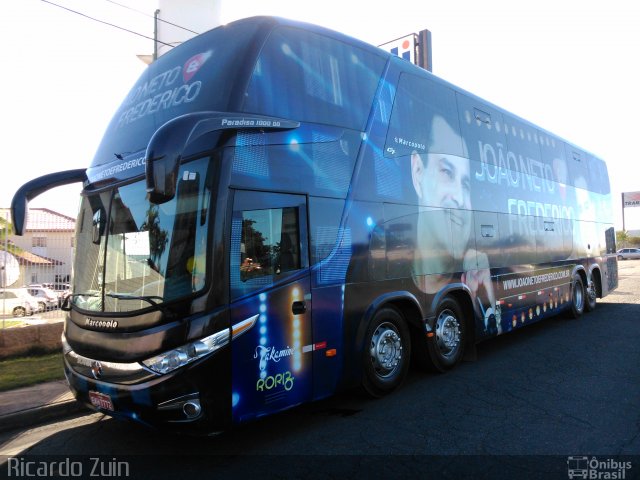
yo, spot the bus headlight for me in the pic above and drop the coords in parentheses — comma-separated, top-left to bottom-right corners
(142, 329, 230, 375)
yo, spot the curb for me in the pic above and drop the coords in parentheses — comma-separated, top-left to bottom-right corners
(0, 399, 89, 433)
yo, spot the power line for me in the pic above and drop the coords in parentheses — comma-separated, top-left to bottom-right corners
(104, 0, 200, 35)
(40, 0, 175, 48)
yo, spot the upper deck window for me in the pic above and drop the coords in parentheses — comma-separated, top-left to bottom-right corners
(93, 20, 263, 166)
(244, 27, 386, 131)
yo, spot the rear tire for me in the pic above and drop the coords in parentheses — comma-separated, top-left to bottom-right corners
(585, 278, 597, 312)
(569, 274, 585, 318)
(426, 296, 466, 372)
(362, 306, 411, 398)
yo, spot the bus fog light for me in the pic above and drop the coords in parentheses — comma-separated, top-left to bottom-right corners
(183, 400, 201, 418)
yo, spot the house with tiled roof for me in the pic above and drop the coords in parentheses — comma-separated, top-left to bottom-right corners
(0, 208, 75, 287)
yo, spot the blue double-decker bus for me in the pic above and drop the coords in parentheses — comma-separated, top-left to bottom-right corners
(12, 16, 617, 433)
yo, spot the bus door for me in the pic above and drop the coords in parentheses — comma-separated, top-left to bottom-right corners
(228, 190, 312, 423)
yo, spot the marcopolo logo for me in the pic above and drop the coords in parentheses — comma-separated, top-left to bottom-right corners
(567, 456, 632, 479)
(85, 318, 118, 329)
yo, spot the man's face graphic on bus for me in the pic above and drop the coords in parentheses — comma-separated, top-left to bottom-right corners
(411, 116, 471, 261)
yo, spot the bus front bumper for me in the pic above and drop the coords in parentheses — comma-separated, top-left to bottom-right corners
(63, 348, 231, 435)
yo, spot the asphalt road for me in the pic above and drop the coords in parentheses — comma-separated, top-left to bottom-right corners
(1, 261, 639, 479)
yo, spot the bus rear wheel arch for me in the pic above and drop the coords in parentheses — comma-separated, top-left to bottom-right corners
(362, 306, 411, 398)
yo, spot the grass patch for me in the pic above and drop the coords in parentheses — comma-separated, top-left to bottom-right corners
(0, 352, 65, 392)
(0, 320, 25, 328)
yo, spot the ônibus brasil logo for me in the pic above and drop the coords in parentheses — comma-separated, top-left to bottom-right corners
(183, 50, 212, 83)
(567, 456, 632, 479)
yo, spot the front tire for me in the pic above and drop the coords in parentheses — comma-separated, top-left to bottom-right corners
(426, 297, 466, 372)
(569, 274, 585, 318)
(13, 307, 26, 317)
(362, 306, 411, 398)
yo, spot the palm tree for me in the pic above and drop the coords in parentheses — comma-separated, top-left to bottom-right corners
(141, 206, 168, 270)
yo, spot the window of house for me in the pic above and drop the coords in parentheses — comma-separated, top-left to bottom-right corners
(32, 237, 47, 247)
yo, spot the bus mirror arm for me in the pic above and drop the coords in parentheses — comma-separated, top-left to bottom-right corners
(11, 168, 86, 236)
(145, 112, 300, 204)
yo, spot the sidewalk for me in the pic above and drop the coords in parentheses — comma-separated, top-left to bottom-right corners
(0, 315, 88, 433)
(0, 380, 87, 433)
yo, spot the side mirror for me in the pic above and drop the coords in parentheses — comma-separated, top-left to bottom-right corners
(11, 169, 86, 236)
(145, 113, 216, 205)
(145, 112, 299, 204)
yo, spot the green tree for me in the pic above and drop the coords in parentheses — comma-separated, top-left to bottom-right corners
(616, 230, 629, 248)
(0, 217, 24, 256)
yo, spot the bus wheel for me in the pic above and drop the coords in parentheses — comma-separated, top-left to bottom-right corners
(362, 306, 410, 398)
(569, 274, 585, 318)
(427, 297, 465, 372)
(585, 279, 597, 312)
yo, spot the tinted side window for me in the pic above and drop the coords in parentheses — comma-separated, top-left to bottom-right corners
(385, 73, 463, 159)
(244, 27, 386, 130)
(240, 207, 301, 282)
(93, 20, 263, 165)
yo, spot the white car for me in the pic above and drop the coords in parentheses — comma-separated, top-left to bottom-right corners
(12, 288, 41, 313)
(27, 286, 59, 311)
(0, 289, 34, 317)
(617, 248, 640, 260)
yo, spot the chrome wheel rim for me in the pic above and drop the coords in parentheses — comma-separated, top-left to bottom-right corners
(370, 322, 403, 378)
(574, 281, 584, 310)
(436, 309, 461, 358)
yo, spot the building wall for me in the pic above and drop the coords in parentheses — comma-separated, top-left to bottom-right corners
(10, 230, 74, 284)
(1, 208, 75, 288)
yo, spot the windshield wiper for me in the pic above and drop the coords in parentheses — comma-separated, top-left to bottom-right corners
(105, 292, 163, 307)
(68, 292, 100, 298)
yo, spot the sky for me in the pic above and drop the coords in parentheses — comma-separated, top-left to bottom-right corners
(1, 0, 639, 230)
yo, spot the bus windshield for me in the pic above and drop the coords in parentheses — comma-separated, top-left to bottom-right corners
(72, 157, 212, 313)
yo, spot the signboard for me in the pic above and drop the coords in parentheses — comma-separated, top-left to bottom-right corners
(379, 34, 417, 64)
(379, 29, 432, 72)
(623, 191, 640, 208)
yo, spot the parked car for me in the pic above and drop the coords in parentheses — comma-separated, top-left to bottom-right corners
(54, 284, 72, 305)
(26, 286, 59, 311)
(0, 289, 34, 317)
(617, 248, 640, 260)
(35, 282, 72, 306)
(11, 288, 41, 313)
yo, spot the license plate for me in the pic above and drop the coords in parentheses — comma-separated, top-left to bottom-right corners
(89, 391, 114, 411)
